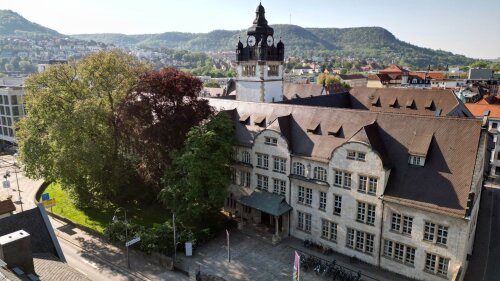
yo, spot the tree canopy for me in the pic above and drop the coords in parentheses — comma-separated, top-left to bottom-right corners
(117, 68, 214, 191)
(159, 113, 235, 228)
(17, 50, 148, 203)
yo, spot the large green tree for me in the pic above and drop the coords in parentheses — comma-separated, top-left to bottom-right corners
(159, 113, 235, 227)
(17, 50, 148, 203)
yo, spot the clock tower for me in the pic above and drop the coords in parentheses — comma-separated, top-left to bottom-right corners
(235, 3, 284, 103)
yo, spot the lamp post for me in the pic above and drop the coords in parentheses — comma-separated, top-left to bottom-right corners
(4, 168, 22, 212)
(113, 207, 129, 269)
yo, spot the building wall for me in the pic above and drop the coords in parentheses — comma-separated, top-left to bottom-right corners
(367, 80, 385, 88)
(343, 78, 368, 88)
(381, 202, 469, 281)
(225, 127, 475, 281)
(0, 87, 26, 143)
(236, 61, 284, 103)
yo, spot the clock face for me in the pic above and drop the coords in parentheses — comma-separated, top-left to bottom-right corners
(248, 35, 256, 47)
(266, 35, 274, 46)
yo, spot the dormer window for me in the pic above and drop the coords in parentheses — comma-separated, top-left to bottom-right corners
(307, 122, 321, 135)
(347, 150, 365, 161)
(409, 155, 425, 166)
(265, 137, 278, 146)
(239, 114, 250, 125)
(408, 133, 433, 167)
(254, 115, 266, 127)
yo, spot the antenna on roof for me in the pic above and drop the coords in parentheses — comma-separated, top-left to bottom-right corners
(290, 13, 292, 25)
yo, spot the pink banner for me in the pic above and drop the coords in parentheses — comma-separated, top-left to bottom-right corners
(293, 251, 300, 281)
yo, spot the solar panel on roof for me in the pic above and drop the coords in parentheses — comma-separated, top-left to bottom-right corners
(27, 273, 40, 281)
(12, 267, 24, 276)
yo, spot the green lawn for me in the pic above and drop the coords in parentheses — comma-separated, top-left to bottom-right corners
(39, 183, 170, 233)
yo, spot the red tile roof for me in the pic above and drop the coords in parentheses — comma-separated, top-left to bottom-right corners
(409, 71, 445, 80)
(466, 103, 500, 119)
(379, 64, 409, 74)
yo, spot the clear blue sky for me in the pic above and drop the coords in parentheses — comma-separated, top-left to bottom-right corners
(1, 0, 499, 59)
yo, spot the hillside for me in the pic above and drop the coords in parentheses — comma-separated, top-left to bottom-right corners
(72, 25, 474, 68)
(0, 10, 61, 37)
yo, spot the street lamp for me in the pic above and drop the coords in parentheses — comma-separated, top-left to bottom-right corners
(112, 207, 130, 269)
(4, 168, 22, 212)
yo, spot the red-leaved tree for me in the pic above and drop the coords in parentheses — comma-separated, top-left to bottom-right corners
(117, 68, 214, 192)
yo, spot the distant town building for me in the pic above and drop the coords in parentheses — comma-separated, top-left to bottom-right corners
(337, 74, 367, 88)
(0, 77, 26, 144)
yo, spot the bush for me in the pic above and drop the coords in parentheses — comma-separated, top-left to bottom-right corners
(104, 213, 236, 256)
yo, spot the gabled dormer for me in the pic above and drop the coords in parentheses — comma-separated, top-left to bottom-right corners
(408, 133, 433, 166)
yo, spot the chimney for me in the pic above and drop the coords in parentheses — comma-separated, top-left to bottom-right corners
(0, 230, 34, 274)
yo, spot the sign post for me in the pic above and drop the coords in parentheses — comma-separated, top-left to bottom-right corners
(226, 229, 230, 263)
(125, 237, 141, 247)
(2, 180, 10, 197)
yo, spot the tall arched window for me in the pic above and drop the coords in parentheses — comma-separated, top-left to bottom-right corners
(242, 151, 251, 164)
(313, 167, 327, 182)
(293, 162, 305, 176)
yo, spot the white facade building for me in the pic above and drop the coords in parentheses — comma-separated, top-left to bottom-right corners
(0, 78, 26, 144)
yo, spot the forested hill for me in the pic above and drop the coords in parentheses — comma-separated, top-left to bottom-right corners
(0, 10, 61, 37)
(73, 25, 474, 68)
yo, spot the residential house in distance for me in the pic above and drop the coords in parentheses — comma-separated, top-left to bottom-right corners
(465, 99, 500, 180)
(337, 74, 368, 88)
(212, 4, 487, 281)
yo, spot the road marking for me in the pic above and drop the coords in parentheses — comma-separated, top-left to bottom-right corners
(81, 258, 99, 269)
(74, 267, 88, 276)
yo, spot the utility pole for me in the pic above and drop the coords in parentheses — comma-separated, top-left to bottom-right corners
(13, 169, 22, 212)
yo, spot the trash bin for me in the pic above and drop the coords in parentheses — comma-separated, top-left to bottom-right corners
(185, 242, 192, 257)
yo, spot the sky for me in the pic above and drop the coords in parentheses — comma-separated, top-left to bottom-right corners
(0, 0, 499, 59)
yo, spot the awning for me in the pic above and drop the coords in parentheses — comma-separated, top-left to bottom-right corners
(238, 191, 292, 217)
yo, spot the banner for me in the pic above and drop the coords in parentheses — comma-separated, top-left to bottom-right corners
(293, 251, 300, 281)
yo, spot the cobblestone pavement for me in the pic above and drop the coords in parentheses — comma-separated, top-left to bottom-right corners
(181, 230, 411, 281)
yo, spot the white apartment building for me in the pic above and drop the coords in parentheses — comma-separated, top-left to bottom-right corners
(0, 78, 26, 144)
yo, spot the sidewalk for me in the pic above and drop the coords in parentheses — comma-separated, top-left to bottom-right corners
(49, 216, 189, 281)
(178, 230, 412, 281)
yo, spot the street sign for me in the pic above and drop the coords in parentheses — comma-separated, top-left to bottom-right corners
(2, 180, 10, 189)
(41, 193, 50, 201)
(42, 198, 56, 208)
(126, 237, 140, 247)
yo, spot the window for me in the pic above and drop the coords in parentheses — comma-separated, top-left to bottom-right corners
(243, 65, 256, 76)
(357, 202, 376, 226)
(230, 168, 237, 184)
(436, 225, 448, 245)
(305, 188, 312, 206)
(347, 228, 375, 254)
(319, 191, 327, 211)
(402, 216, 413, 235)
(268, 65, 279, 76)
(392, 213, 413, 235)
(347, 150, 366, 161)
(383, 240, 416, 266)
(292, 162, 305, 176)
(264, 137, 278, 146)
(297, 211, 311, 232)
(240, 171, 250, 187)
(298, 186, 305, 204)
(347, 151, 356, 159)
(257, 174, 268, 191)
(256, 153, 269, 169)
(334, 170, 351, 189)
(425, 253, 449, 277)
(5, 107, 9, 116)
(409, 155, 425, 166)
(333, 195, 342, 215)
(273, 179, 286, 196)
(242, 151, 251, 164)
(357, 152, 366, 161)
(493, 122, 498, 129)
(273, 157, 286, 173)
(424, 222, 448, 245)
(3, 96, 8, 105)
(391, 213, 401, 232)
(10, 95, 17, 105)
(6, 117, 11, 127)
(313, 167, 327, 182)
(358, 175, 377, 195)
(321, 220, 337, 242)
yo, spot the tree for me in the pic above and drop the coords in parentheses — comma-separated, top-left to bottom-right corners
(159, 113, 235, 227)
(117, 68, 213, 191)
(470, 60, 489, 68)
(17, 50, 148, 203)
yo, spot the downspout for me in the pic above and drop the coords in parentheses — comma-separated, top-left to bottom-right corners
(377, 195, 385, 267)
(288, 156, 292, 237)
